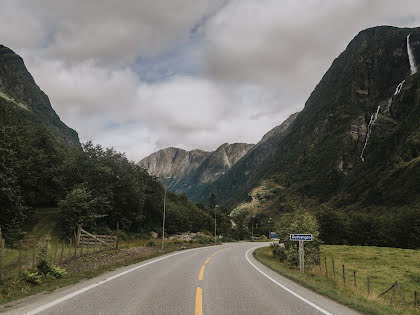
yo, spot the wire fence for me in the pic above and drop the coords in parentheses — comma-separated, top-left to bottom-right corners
(0, 235, 116, 280)
(310, 255, 419, 310)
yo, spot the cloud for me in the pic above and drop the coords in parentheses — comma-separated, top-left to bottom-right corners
(25, 55, 295, 160)
(1, 0, 420, 161)
(204, 0, 420, 95)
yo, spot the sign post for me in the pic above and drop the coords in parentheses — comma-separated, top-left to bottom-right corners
(290, 234, 313, 273)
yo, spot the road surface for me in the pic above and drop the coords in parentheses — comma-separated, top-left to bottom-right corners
(2, 242, 359, 315)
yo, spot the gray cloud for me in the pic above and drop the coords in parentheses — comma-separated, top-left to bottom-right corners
(1, 0, 419, 160)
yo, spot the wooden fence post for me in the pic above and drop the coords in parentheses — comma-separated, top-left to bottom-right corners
(77, 225, 81, 247)
(332, 259, 335, 278)
(45, 239, 49, 262)
(0, 238, 4, 280)
(32, 241, 36, 270)
(94, 234, 97, 252)
(353, 271, 357, 287)
(60, 241, 64, 264)
(324, 257, 328, 277)
(342, 265, 346, 284)
(367, 277, 370, 296)
(19, 240, 23, 276)
(116, 222, 119, 249)
(415, 291, 417, 308)
(73, 233, 77, 256)
(53, 240, 58, 264)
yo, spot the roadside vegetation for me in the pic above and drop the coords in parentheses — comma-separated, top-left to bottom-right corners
(254, 205, 420, 315)
(255, 246, 419, 315)
(0, 236, 218, 306)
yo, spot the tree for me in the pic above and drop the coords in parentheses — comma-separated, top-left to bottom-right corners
(58, 185, 109, 235)
(209, 193, 217, 210)
(315, 206, 347, 244)
(272, 207, 321, 267)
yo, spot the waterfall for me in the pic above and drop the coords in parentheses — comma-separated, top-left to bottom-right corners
(360, 105, 381, 162)
(407, 34, 417, 75)
(394, 80, 405, 95)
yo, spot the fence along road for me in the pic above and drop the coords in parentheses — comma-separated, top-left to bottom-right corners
(3, 242, 359, 315)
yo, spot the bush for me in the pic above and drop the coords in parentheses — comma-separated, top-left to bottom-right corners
(272, 208, 321, 267)
(22, 271, 42, 285)
(48, 265, 67, 278)
(146, 239, 156, 247)
(36, 246, 67, 278)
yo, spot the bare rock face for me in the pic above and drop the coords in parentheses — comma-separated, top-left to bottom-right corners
(139, 147, 210, 180)
(139, 143, 254, 191)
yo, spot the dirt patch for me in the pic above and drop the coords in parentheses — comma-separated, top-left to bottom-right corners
(62, 247, 160, 274)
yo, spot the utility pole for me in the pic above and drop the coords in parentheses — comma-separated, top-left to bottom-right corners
(214, 205, 219, 244)
(268, 218, 272, 239)
(161, 186, 167, 251)
(251, 215, 255, 240)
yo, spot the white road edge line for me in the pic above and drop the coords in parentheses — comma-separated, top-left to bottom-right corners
(25, 246, 209, 315)
(246, 246, 333, 315)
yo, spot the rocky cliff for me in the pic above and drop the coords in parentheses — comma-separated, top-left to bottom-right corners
(0, 45, 79, 147)
(139, 143, 254, 191)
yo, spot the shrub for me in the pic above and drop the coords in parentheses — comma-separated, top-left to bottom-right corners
(36, 246, 67, 278)
(48, 265, 67, 278)
(146, 239, 156, 247)
(22, 271, 42, 285)
(272, 208, 321, 267)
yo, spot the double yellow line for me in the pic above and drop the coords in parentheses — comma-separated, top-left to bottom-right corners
(195, 248, 227, 315)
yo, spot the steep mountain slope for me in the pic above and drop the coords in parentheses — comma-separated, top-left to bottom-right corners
(0, 45, 79, 147)
(188, 26, 420, 213)
(139, 147, 211, 186)
(139, 143, 254, 191)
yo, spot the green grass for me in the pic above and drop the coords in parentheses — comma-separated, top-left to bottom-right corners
(321, 245, 420, 302)
(254, 246, 420, 315)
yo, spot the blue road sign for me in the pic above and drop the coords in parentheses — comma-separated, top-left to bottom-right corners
(290, 234, 313, 241)
(270, 232, 277, 239)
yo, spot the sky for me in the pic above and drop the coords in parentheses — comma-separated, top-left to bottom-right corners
(1, 0, 420, 161)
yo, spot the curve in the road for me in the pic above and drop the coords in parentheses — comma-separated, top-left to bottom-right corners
(245, 246, 332, 315)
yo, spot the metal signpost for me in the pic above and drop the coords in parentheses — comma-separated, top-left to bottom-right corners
(290, 234, 313, 273)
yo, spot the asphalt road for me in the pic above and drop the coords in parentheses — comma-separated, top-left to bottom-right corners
(2, 242, 359, 315)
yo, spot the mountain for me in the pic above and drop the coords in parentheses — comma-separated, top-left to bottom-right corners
(139, 143, 254, 192)
(187, 26, 420, 220)
(0, 45, 79, 147)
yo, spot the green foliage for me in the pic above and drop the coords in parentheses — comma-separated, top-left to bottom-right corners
(22, 271, 42, 285)
(58, 185, 109, 235)
(145, 239, 156, 247)
(315, 206, 346, 244)
(36, 247, 67, 278)
(47, 265, 67, 279)
(272, 207, 321, 267)
(195, 234, 214, 244)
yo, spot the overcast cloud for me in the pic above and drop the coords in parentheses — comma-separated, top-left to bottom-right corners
(1, 0, 420, 160)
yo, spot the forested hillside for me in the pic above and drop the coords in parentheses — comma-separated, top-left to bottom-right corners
(0, 45, 228, 242)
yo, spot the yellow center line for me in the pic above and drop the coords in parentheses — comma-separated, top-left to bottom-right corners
(195, 287, 202, 315)
(204, 257, 212, 264)
(198, 265, 205, 280)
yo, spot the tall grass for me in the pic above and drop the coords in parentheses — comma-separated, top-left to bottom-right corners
(254, 245, 420, 315)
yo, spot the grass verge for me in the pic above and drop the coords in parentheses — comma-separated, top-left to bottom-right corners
(0, 241, 218, 307)
(254, 246, 419, 315)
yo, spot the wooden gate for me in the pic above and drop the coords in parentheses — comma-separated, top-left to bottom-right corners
(76, 226, 117, 249)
